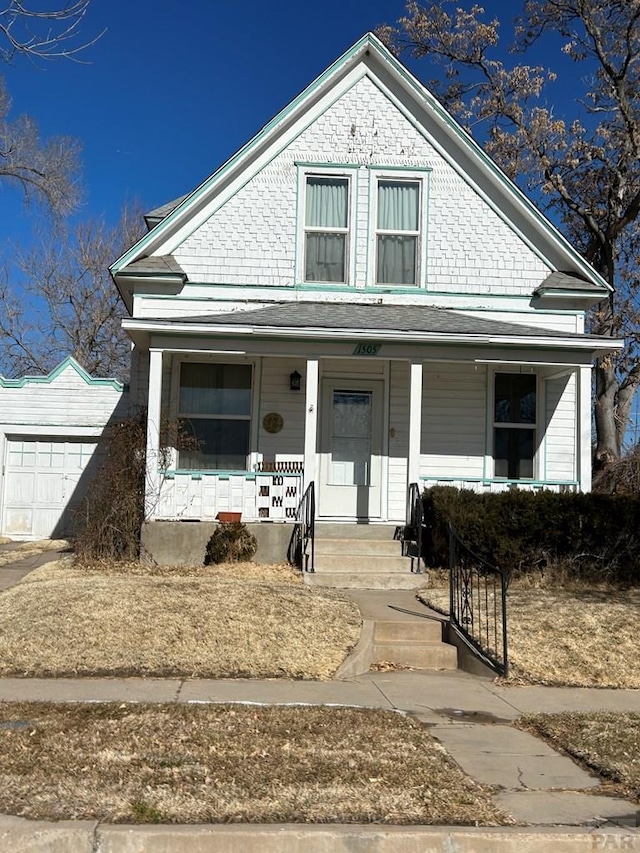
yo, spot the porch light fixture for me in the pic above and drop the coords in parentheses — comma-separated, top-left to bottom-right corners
(289, 370, 302, 391)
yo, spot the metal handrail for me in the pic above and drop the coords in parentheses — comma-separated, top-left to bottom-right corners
(287, 481, 315, 572)
(402, 482, 424, 573)
(448, 521, 508, 676)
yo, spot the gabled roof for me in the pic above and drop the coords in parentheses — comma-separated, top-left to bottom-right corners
(111, 32, 611, 296)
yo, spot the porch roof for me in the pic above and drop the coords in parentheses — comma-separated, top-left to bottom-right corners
(131, 302, 617, 345)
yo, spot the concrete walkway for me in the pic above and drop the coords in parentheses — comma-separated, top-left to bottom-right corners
(0, 547, 638, 850)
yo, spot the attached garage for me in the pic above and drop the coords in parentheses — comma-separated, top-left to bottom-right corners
(0, 358, 127, 541)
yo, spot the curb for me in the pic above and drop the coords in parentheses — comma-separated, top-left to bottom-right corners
(1, 817, 638, 852)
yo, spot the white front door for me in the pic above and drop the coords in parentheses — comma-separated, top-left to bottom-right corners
(319, 380, 383, 519)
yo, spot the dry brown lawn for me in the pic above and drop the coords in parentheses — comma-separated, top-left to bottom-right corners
(0, 559, 360, 679)
(0, 702, 506, 825)
(0, 538, 67, 567)
(419, 582, 640, 688)
(519, 712, 640, 802)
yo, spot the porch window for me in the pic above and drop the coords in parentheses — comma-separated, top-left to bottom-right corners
(493, 373, 536, 479)
(178, 362, 252, 470)
(376, 179, 420, 285)
(304, 175, 349, 283)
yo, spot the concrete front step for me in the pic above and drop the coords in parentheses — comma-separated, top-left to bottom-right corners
(314, 555, 411, 573)
(372, 640, 458, 670)
(314, 523, 398, 540)
(304, 572, 427, 590)
(374, 619, 444, 644)
(314, 538, 400, 557)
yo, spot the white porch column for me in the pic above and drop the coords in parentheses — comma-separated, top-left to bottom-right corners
(577, 365, 592, 492)
(303, 359, 319, 494)
(145, 348, 163, 519)
(408, 360, 423, 486)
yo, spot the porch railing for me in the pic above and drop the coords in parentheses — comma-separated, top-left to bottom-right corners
(449, 522, 508, 676)
(287, 481, 315, 573)
(401, 482, 424, 573)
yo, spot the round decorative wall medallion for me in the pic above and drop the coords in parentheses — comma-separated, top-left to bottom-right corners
(263, 412, 284, 434)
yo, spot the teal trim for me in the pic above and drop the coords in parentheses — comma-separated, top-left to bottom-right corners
(295, 161, 359, 169)
(163, 469, 300, 479)
(0, 356, 124, 391)
(367, 164, 432, 173)
(420, 475, 578, 487)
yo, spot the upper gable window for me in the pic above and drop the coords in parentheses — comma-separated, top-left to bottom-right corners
(304, 176, 349, 283)
(376, 179, 421, 286)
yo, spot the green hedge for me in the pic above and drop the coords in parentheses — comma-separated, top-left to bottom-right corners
(422, 486, 640, 586)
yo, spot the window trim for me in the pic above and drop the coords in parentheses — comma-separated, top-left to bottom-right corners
(488, 368, 539, 481)
(368, 168, 429, 289)
(296, 165, 358, 286)
(170, 356, 257, 473)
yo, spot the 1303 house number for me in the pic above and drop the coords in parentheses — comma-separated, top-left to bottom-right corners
(353, 343, 381, 356)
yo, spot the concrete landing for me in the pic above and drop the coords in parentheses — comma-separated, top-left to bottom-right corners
(336, 590, 458, 675)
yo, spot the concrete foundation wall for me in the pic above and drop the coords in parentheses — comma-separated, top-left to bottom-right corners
(141, 521, 294, 566)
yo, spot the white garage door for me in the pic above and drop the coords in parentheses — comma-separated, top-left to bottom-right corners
(2, 437, 100, 540)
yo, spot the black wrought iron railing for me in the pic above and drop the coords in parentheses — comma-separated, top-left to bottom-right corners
(287, 481, 315, 573)
(449, 522, 508, 676)
(401, 482, 424, 573)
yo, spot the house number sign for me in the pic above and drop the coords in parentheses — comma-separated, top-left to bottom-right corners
(352, 342, 381, 356)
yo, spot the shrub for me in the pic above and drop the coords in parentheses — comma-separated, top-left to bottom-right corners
(204, 523, 257, 565)
(74, 411, 147, 562)
(423, 486, 640, 587)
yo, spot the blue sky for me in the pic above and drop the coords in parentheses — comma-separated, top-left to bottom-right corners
(0, 0, 568, 253)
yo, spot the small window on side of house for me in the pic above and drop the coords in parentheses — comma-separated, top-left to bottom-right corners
(493, 373, 536, 480)
(304, 175, 349, 283)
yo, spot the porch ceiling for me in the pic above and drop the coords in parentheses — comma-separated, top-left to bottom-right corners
(124, 302, 622, 354)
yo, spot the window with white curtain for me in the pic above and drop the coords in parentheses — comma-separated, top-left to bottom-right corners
(376, 179, 420, 285)
(178, 362, 252, 470)
(304, 175, 349, 283)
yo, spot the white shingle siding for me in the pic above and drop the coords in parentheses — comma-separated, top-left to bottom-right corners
(172, 76, 551, 297)
(544, 374, 577, 481)
(420, 362, 486, 479)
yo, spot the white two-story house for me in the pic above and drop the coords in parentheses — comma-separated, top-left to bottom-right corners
(110, 33, 621, 571)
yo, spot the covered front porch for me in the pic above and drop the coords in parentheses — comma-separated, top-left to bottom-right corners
(126, 302, 609, 534)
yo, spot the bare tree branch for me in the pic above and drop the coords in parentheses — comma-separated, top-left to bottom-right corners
(0, 1, 104, 63)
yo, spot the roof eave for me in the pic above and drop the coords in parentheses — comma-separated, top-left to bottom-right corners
(121, 318, 623, 355)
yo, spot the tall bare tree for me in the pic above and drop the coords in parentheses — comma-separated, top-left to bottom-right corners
(379, 0, 640, 465)
(0, 203, 144, 380)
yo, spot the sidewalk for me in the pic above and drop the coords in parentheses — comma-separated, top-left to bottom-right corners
(0, 547, 638, 849)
